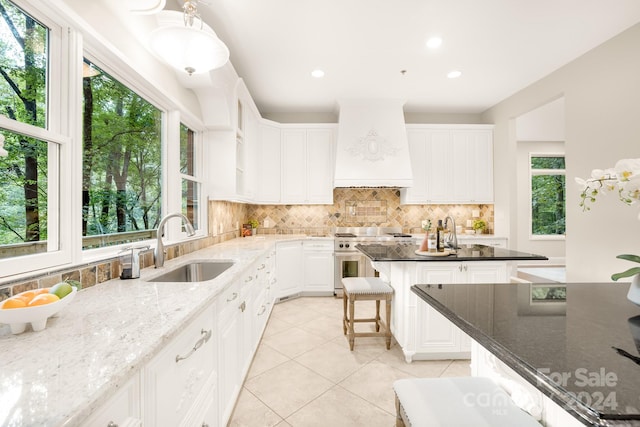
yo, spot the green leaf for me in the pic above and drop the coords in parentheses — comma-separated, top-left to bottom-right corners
(615, 254, 640, 264)
(611, 266, 640, 281)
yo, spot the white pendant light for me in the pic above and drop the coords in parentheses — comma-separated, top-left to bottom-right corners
(148, 9, 229, 75)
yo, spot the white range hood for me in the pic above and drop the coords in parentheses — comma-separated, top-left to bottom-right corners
(333, 99, 413, 187)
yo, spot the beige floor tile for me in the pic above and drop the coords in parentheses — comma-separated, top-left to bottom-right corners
(329, 334, 393, 359)
(298, 313, 345, 341)
(339, 360, 415, 414)
(440, 359, 472, 377)
(247, 343, 291, 379)
(244, 360, 334, 419)
(271, 303, 327, 326)
(262, 316, 296, 338)
(294, 341, 374, 383)
(285, 386, 396, 427)
(229, 388, 283, 427)
(263, 327, 328, 358)
(375, 347, 452, 377)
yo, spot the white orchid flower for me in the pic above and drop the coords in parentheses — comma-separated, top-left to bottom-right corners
(614, 158, 640, 182)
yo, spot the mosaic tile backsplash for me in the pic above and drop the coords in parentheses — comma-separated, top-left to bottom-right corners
(246, 188, 494, 235)
(1, 190, 491, 300)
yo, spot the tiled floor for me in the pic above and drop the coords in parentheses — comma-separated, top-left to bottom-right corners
(228, 296, 471, 426)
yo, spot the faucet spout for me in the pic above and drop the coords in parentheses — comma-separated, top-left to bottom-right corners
(443, 215, 458, 252)
(155, 213, 196, 268)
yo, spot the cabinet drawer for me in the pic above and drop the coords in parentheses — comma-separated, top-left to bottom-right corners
(143, 305, 216, 427)
(84, 375, 141, 427)
(219, 280, 242, 317)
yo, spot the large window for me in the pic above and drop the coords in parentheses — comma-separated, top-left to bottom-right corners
(530, 154, 566, 237)
(81, 59, 162, 249)
(0, 0, 57, 260)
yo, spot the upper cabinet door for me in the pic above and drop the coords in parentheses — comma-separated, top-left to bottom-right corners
(306, 129, 334, 204)
(258, 124, 281, 203)
(401, 125, 494, 204)
(281, 129, 307, 203)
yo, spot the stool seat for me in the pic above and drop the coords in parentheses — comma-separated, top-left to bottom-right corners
(342, 277, 393, 351)
(393, 377, 542, 427)
(343, 277, 394, 295)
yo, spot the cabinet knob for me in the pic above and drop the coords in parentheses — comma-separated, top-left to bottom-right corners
(202, 423, 209, 427)
(239, 301, 246, 312)
(107, 422, 118, 427)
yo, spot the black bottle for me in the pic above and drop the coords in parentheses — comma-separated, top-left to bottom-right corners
(436, 220, 445, 252)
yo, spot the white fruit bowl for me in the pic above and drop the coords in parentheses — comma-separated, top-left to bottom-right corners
(0, 287, 77, 334)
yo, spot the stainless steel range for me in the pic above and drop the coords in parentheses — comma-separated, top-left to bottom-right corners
(333, 227, 414, 296)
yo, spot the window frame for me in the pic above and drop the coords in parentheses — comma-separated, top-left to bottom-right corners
(0, 0, 74, 278)
(528, 152, 566, 241)
(0, 0, 208, 278)
(179, 121, 204, 236)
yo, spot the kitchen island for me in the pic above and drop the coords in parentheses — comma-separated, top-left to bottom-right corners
(356, 243, 547, 361)
(412, 281, 640, 426)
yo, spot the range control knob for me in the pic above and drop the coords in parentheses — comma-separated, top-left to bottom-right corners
(339, 243, 344, 248)
(345, 243, 350, 248)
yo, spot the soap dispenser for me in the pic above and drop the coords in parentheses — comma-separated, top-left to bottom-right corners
(118, 245, 149, 279)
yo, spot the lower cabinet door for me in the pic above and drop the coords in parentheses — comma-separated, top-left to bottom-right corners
(83, 374, 141, 427)
(143, 306, 216, 427)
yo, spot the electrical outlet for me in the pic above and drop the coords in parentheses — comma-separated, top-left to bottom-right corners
(235, 221, 239, 230)
(219, 223, 223, 234)
(264, 219, 270, 228)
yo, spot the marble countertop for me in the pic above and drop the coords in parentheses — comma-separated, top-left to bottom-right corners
(0, 235, 312, 427)
(412, 282, 640, 425)
(356, 243, 547, 262)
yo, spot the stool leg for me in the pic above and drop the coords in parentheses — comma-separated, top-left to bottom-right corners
(375, 299, 381, 332)
(342, 291, 347, 335)
(395, 395, 405, 427)
(385, 297, 392, 350)
(348, 297, 355, 351)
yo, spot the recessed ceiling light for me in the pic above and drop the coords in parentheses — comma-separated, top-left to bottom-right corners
(447, 70, 462, 79)
(426, 37, 442, 49)
(311, 69, 325, 78)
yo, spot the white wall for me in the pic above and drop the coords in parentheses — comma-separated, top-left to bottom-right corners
(483, 23, 640, 282)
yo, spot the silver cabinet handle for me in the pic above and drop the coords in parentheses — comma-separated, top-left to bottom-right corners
(257, 263, 266, 270)
(107, 422, 118, 427)
(226, 292, 238, 302)
(175, 329, 212, 363)
(257, 305, 266, 316)
(239, 301, 246, 312)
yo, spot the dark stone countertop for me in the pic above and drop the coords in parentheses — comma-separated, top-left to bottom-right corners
(356, 243, 548, 262)
(412, 282, 640, 426)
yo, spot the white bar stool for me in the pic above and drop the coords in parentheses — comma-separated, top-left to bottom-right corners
(342, 277, 393, 351)
(393, 377, 542, 427)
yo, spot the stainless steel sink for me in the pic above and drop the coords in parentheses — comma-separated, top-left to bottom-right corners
(148, 260, 235, 282)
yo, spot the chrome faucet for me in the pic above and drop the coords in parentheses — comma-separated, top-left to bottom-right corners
(443, 215, 458, 252)
(155, 213, 196, 268)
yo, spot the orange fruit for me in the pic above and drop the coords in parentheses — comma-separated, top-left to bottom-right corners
(33, 288, 50, 295)
(27, 293, 60, 307)
(2, 298, 27, 309)
(15, 290, 38, 304)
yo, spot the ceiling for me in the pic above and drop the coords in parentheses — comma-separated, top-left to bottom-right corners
(165, 0, 640, 115)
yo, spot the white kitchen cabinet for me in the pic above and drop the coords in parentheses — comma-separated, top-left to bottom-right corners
(401, 125, 494, 204)
(218, 280, 244, 426)
(208, 80, 260, 202)
(83, 374, 141, 427)
(275, 241, 304, 299)
(143, 305, 217, 427)
(414, 262, 505, 357)
(302, 240, 334, 294)
(281, 126, 335, 204)
(258, 123, 281, 203)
